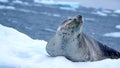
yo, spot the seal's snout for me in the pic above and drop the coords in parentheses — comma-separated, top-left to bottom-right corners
(73, 15, 83, 25)
(77, 15, 82, 19)
(73, 15, 82, 22)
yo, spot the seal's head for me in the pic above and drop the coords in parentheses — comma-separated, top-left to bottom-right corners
(57, 15, 83, 35)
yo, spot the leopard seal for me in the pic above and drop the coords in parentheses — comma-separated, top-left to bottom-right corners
(46, 15, 120, 62)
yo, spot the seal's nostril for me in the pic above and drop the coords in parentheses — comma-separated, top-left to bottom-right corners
(77, 15, 82, 19)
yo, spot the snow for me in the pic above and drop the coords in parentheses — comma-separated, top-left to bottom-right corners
(0, 0, 8, 3)
(0, 5, 59, 16)
(12, 0, 29, 5)
(41, 12, 61, 17)
(34, 0, 54, 4)
(44, 28, 56, 32)
(17, 8, 38, 14)
(34, 0, 80, 10)
(0, 24, 120, 68)
(85, 18, 95, 21)
(12, 0, 23, 4)
(104, 32, 120, 37)
(104, 25, 120, 37)
(116, 25, 120, 29)
(92, 11, 107, 16)
(102, 9, 111, 13)
(53, 14, 61, 17)
(0, 5, 38, 14)
(59, 7, 76, 11)
(114, 9, 120, 14)
(54, 0, 120, 10)
(0, 5, 15, 10)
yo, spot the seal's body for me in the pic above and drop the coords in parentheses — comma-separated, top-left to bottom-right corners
(46, 15, 120, 62)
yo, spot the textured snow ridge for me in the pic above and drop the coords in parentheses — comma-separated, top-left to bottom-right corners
(0, 24, 120, 68)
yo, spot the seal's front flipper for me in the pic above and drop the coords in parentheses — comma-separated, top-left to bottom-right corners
(104, 46, 120, 59)
(98, 42, 120, 59)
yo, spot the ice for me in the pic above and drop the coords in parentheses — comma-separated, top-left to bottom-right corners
(116, 25, 120, 29)
(0, 24, 120, 68)
(12, 0, 29, 5)
(34, 0, 54, 4)
(114, 9, 120, 14)
(0, 24, 47, 67)
(53, 14, 61, 17)
(0, 5, 37, 14)
(0, 0, 8, 3)
(44, 28, 56, 32)
(102, 9, 111, 13)
(85, 18, 95, 21)
(104, 25, 120, 37)
(92, 11, 107, 16)
(104, 32, 120, 37)
(12, 0, 23, 4)
(17, 8, 38, 14)
(59, 7, 76, 11)
(41, 12, 61, 17)
(34, 0, 80, 10)
(0, 5, 15, 10)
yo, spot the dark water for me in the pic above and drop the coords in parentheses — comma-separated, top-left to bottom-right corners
(0, 0, 120, 51)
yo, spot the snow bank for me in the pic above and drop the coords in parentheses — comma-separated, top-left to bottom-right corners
(0, 24, 47, 67)
(0, 24, 120, 68)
